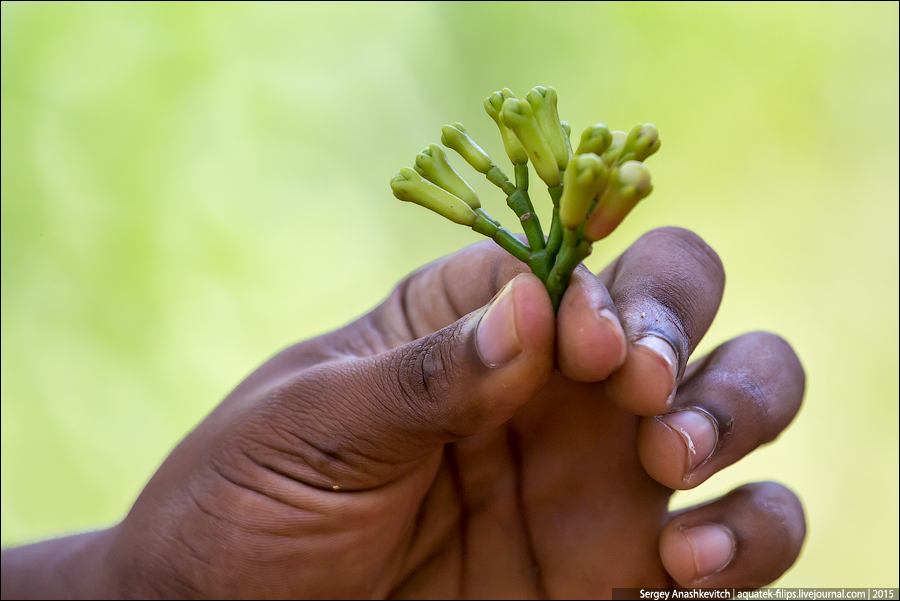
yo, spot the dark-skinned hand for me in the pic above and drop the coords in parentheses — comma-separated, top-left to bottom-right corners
(0, 227, 806, 599)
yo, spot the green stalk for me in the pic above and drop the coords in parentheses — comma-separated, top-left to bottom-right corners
(514, 163, 529, 191)
(546, 228, 592, 312)
(479, 163, 545, 252)
(495, 229, 533, 263)
(485, 165, 517, 197)
(545, 182, 564, 259)
(472, 208, 554, 286)
(509, 164, 544, 252)
(472, 210, 531, 263)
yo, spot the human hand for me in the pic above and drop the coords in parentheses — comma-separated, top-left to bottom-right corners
(1, 227, 806, 599)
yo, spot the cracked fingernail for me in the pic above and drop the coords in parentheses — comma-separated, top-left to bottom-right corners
(658, 408, 718, 476)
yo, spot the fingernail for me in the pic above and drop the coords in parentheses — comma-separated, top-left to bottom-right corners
(598, 308, 627, 361)
(634, 335, 677, 394)
(658, 409, 718, 476)
(680, 524, 735, 579)
(476, 278, 522, 367)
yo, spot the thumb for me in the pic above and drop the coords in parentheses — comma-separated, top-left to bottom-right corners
(265, 272, 555, 490)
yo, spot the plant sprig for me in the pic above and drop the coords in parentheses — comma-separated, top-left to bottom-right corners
(392, 86, 660, 311)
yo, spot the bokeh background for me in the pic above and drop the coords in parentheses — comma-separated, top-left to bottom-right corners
(2, 0, 898, 587)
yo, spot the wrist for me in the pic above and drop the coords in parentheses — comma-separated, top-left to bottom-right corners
(1, 526, 123, 599)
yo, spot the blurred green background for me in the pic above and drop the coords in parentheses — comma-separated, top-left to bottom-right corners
(2, 0, 898, 587)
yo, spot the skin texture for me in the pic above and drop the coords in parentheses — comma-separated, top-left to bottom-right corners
(0, 227, 807, 599)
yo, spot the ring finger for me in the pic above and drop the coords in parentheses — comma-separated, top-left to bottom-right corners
(637, 331, 806, 490)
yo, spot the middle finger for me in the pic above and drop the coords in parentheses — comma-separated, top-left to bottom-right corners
(596, 227, 726, 416)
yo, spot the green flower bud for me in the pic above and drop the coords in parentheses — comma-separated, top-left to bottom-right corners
(584, 160, 653, 241)
(576, 123, 612, 156)
(600, 130, 628, 166)
(500, 98, 560, 187)
(525, 86, 570, 171)
(616, 160, 653, 195)
(560, 120, 573, 157)
(391, 167, 478, 226)
(618, 123, 661, 163)
(414, 144, 480, 209)
(484, 89, 528, 166)
(559, 153, 608, 229)
(440, 123, 494, 174)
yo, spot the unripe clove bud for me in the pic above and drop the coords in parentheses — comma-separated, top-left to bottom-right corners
(560, 121, 573, 157)
(485, 89, 528, 166)
(526, 86, 571, 171)
(391, 167, 478, 226)
(414, 144, 481, 209)
(559, 153, 608, 229)
(584, 160, 653, 241)
(601, 130, 627, 166)
(618, 123, 661, 163)
(500, 98, 560, 187)
(441, 123, 494, 174)
(576, 123, 613, 157)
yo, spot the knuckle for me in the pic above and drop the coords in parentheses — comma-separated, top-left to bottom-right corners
(641, 226, 725, 285)
(389, 326, 460, 421)
(696, 332, 805, 447)
(742, 480, 800, 508)
(704, 366, 780, 447)
(745, 331, 806, 391)
(480, 243, 530, 300)
(738, 481, 807, 553)
(386, 320, 490, 440)
(741, 330, 792, 351)
(741, 331, 801, 363)
(733, 332, 806, 430)
(727, 372, 773, 439)
(621, 227, 725, 349)
(384, 241, 528, 340)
